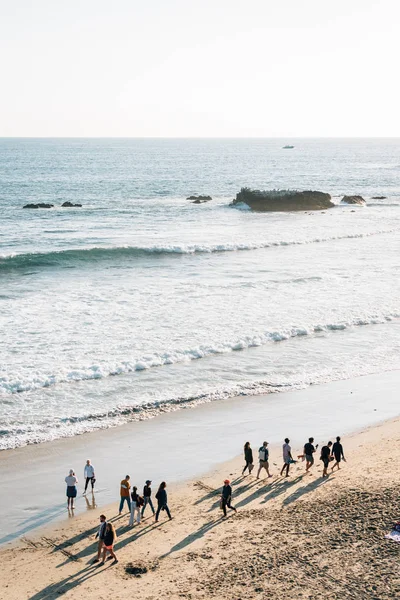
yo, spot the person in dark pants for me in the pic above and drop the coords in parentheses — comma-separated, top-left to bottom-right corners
(93, 514, 107, 563)
(142, 480, 155, 516)
(119, 475, 131, 514)
(320, 441, 333, 477)
(155, 481, 172, 522)
(242, 442, 254, 475)
(83, 459, 96, 494)
(221, 479, 237, 517)
(331, 436, 346, 471)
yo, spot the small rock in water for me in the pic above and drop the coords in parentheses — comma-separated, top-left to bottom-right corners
(61, 201, 83, 207)
(23, 203, 54, 209)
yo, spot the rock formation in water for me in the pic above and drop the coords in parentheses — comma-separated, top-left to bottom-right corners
(230, 188, 333, 212)
(61, 201, 83, 207)
(341, 195, 366, 205)
(371, 196, 386, 200)
(187, 195, 212, 203)
(23, 203, 54, 209)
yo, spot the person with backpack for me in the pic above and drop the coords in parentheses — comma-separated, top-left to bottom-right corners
(141, 480, 155, 517)
(331, 436, 346, 471)
(303, 437, 318, 473)
(129, 486, 143, 526)
(320, 441, 333, 477)
(155, 481, 172, 522)
(256, 441, 272, 479)
(220, 479, 237, 517)
(242, 442, 254, 475)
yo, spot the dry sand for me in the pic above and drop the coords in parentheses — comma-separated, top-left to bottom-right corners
(2, 417, 400, 599)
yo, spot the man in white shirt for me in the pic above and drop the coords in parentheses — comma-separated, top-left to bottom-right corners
(280, 438, 293, 477)
(84, 459, 96, 494)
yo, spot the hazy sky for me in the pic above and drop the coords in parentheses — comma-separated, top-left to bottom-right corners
(1, 0, 399, 137)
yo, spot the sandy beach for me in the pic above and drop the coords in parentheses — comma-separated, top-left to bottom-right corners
(2, 402, 400, 598)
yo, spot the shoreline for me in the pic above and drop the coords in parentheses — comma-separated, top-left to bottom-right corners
(3, 410, 400, 598)
(1, 369, 400, 547)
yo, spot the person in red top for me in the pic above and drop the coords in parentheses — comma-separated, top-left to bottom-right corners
(119, 475, 131, 514)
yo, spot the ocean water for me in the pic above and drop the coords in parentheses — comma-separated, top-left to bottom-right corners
(1, 138, 400, 450)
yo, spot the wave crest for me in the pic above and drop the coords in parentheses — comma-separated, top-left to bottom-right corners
(1, 228, 398, 270)
(1, 312, 398, 396)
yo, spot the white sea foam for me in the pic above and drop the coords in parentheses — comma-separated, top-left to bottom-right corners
(1, 312, 398, 396)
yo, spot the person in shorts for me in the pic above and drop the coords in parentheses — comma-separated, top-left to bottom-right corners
(101, 522, 118, 564)
(280, 438, 293, 477)
(320, 441, 333, 477)
(303, 437, 318, 473)
(256, 441, 272, 479)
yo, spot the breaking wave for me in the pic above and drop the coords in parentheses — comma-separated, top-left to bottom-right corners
(1, 312, 398, 396)
(1, 228, 398, 270)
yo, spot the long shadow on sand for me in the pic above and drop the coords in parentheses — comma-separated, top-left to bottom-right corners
(282, 475, 332, 506)
(28, 562, 113, 600)
(259, 475, 305, 504)
(160, 516, 226, 558)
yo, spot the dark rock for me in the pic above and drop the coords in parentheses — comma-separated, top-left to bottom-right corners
(187, 195, 212, 203)
(371, 196, 386, 200)
(61, 201, 83, 207)
(341, 195, 366, 205)
(23, 203, 54, 209)
(230, 188, 333, 212)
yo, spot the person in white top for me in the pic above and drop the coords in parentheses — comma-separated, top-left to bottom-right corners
(280, 438, 293, 478)
(83, 459, 96, 494)
(65, 469, 78, 510)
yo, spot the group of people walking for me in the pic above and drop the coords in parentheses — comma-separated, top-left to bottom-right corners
(241, 436, 346, 481)
(64, 435, 346, 564)
(119, 476, 172, 524)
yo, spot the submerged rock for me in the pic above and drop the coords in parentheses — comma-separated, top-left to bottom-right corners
(230, 188, 333, 212)
(341, 195, 366, 205)
(371, 196, 386, 200)
(61, 201, 83, 207)
(187, 195, 212, 203)
(23, 203, 54, 209)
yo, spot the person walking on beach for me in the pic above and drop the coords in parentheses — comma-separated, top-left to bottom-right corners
(242, 442, 254, 475)
(320, 441, 333, 477)
(220, 479, 237, 518)
(93, 514, 107, 563)
(304, 437, 318, 473)
(280, 438, 293, 477)
(65, 469, 78, 510)
(119, 475, 131, 514)
(129, 486, 143, 526)
(141, 480, 155, 517)
(101, 522, 118, 564)
(155, 481, 172, 522)
(83, 459, 95, 494)
(256, 441, 272, 479)
(331, 436, 346, 471)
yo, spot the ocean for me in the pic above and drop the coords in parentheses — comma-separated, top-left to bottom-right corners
(1, 137, 400, 450)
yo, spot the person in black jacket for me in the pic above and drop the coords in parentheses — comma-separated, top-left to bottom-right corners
(155, 481, 172, 522)
(331, 436, 346, 471)
(141, 480, 155, 517)
(320, 441, 333, 477)
(93, 514, 107, 563)
(101, 522, 118, 564)
(242, 441, 254, 475)
(221, 479, 237, 517)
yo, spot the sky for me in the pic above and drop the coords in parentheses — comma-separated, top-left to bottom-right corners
(0, 0, 399, 137)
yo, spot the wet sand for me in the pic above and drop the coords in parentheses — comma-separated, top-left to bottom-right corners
(2, 412, 400, 599)
(1, 370, 400, 546)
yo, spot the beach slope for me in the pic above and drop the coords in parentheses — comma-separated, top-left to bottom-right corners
(2, 417, 400, 599)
